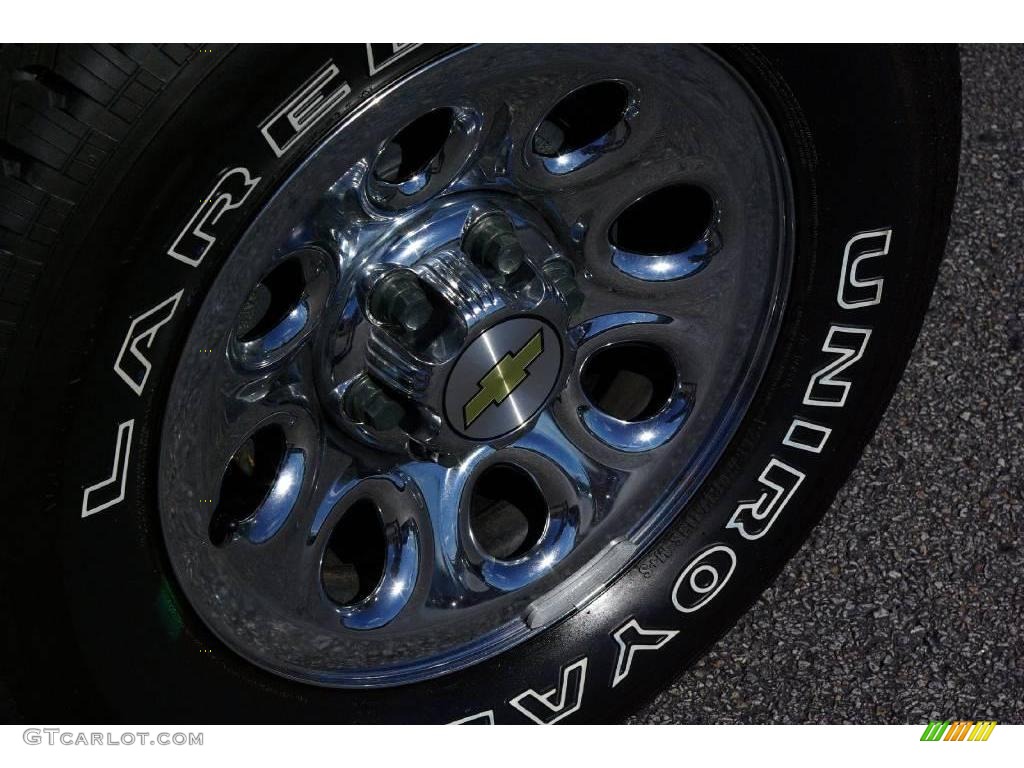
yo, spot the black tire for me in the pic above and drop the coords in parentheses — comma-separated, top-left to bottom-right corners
(0, 44, 960, 723)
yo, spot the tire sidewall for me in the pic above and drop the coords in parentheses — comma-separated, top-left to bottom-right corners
(3, 44, 959, 723)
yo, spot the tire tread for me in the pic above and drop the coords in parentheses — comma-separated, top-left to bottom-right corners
(0, 43, 196, 369)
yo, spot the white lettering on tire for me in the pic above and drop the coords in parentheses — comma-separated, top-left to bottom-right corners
(726, 458, 805, 541)
(259, 61, 351, 158)
(782, 418, 832, 454)
(802, 325, 873, 408)
(167, 167, 261, 268)
(611, 619, 679, 688)
(671, 545, 738, 613)
(509, 658, 588, 724)
(366, 44, 421, 75)
(838, 228, 891, 309)
(113, 290, 184, 396)
(81, 419, 134, 518)
(449, 710, 495, 724)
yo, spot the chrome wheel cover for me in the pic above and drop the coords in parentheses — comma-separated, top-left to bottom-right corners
(159, 44, 793, 686)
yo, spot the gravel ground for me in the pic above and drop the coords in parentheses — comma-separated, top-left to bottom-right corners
(633, 43, 1024, 724)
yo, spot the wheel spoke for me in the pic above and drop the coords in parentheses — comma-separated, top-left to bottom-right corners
(509, 411, 612, 526)
(214, 344, 320, 466)
(397, 451, 488, 604)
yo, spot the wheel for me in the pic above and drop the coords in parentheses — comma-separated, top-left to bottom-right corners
(0, 43, 960, 722)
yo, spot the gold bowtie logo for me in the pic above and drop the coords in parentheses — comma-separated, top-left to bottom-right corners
(464, 330, 544, 428)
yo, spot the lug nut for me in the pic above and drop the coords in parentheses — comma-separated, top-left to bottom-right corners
(345, 376, 406, 431)
(369, 269, 433, 333)
(462, 211, 525, 276)
(543, 257, 585, 316)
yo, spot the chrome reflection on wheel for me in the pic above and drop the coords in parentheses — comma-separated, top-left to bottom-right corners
(158, 44, 793, 687)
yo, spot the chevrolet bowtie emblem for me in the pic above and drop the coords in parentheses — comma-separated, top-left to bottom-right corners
(463, 330, 544, 428)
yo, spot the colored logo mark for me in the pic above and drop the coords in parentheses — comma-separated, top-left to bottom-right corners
(920, 720, 997, 742)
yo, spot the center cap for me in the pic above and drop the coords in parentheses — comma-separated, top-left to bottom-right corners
(444, 317, 563, 441)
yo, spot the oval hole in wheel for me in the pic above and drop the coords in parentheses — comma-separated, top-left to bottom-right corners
(580, 342, 676, 422)
(209, 424, 287, 546)
(236, 257, 307, 343)
(533, 81, 630, 158)
(470, 464, 548, 561)
(373, 107, 456, 184)
(609, 184, 715, 256)
(322, 500, 387, 606)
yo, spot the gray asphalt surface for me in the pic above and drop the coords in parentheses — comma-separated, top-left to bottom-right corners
(632, 44, 1024, 724)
